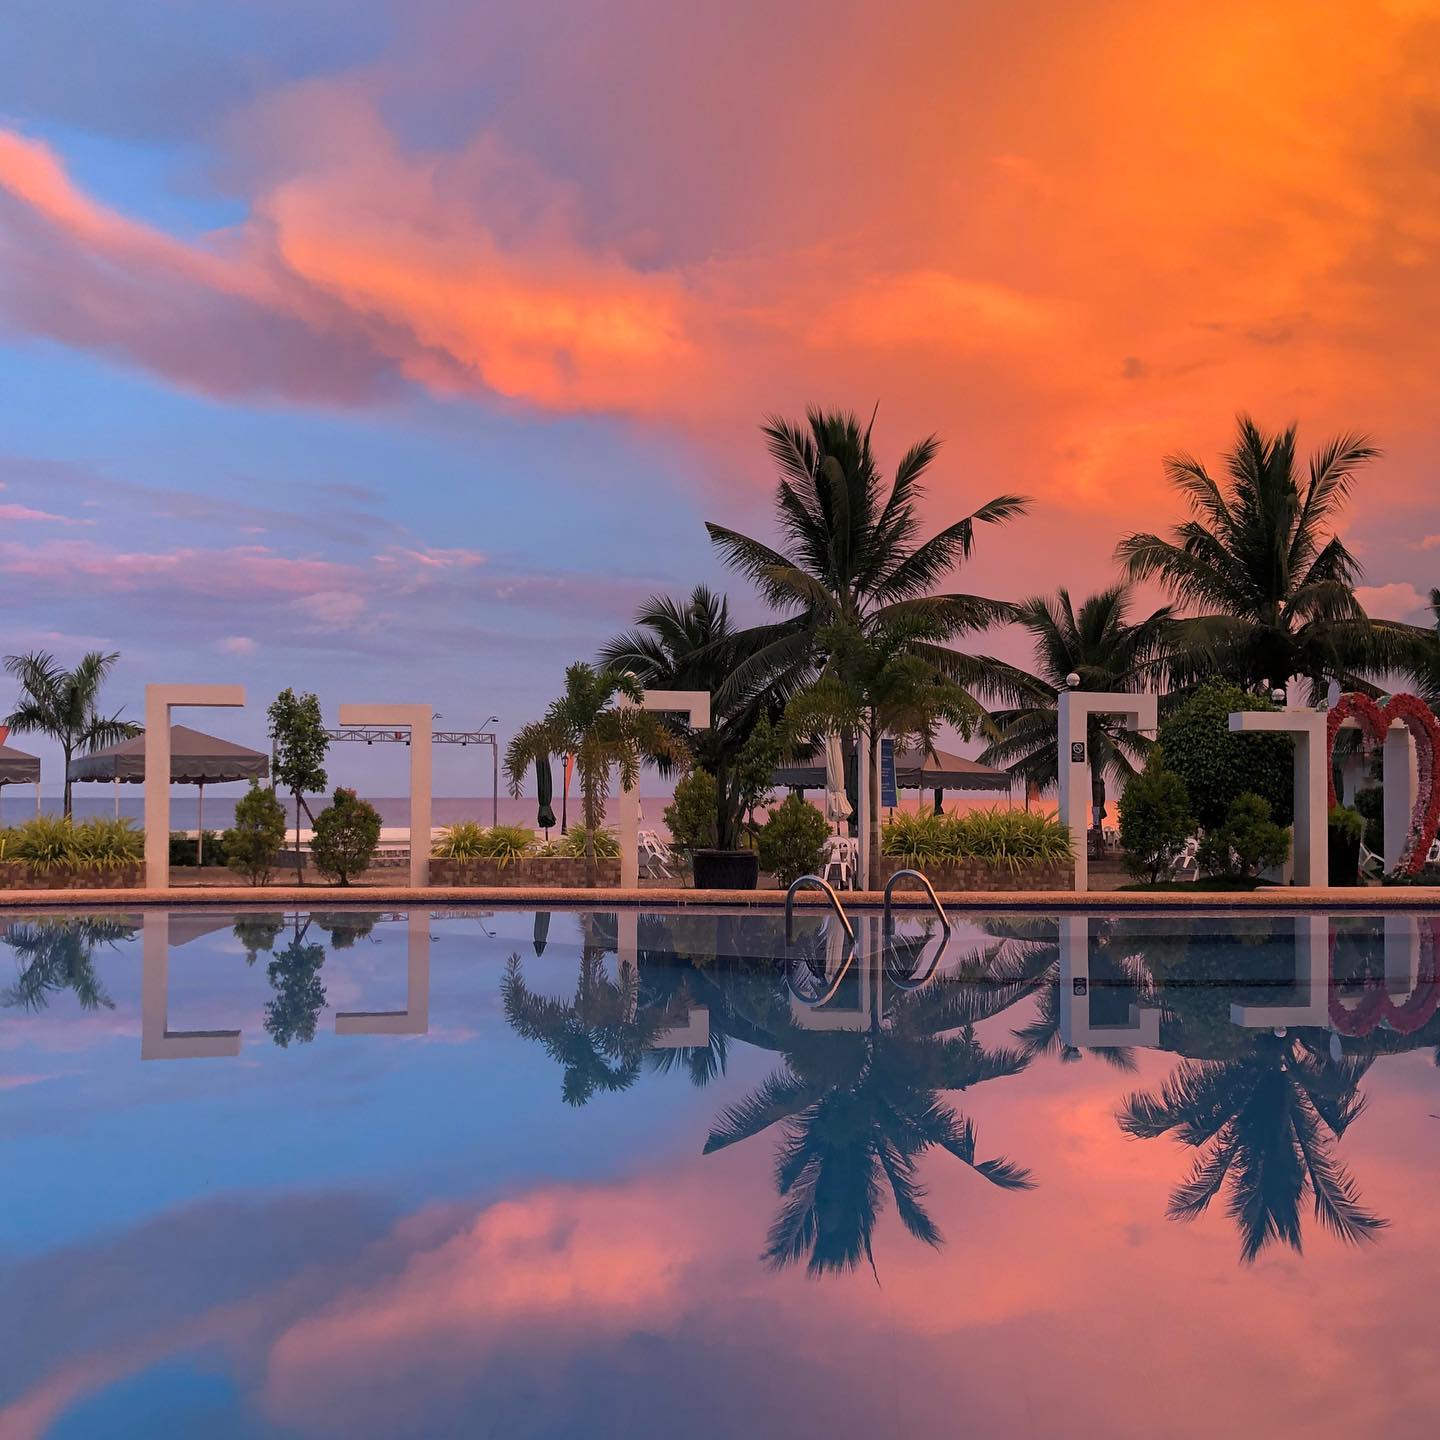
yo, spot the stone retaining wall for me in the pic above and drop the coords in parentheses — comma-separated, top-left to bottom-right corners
(0, 861, 144, 890)
(876, 855, 1073, 892)
(429, 856, 622, 887)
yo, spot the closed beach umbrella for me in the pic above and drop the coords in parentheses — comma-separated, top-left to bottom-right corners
(535, 755, 556, 833)
(533, 910, 551, 957)
(824, 733, 853, 827)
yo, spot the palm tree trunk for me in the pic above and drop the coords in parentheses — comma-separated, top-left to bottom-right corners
(868, 710, 882, 891)
(63, 741, 73, 819)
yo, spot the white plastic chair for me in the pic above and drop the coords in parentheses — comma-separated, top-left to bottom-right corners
(1427, 838, 1440, 868)
(821, 835, 858, 890)
(638, 829, 673, 879)
(1169, 835, 1200, 881)
(1359, 842, 1384, 879)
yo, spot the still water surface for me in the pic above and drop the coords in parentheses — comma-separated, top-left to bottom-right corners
(2, 906, 1437, 1438)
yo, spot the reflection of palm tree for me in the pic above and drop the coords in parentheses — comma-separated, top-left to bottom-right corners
(503, 949, 685, 1106)
(705, 959, 1036, 1277)
(1, 915, 134, 1011)
(1118, 1036, 1385, 1262)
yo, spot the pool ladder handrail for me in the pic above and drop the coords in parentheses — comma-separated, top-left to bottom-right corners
(881, 868, 951, 936)
(785, 874, 855, 944)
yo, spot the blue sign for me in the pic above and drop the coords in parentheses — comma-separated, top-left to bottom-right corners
(880, 738, 898, 810)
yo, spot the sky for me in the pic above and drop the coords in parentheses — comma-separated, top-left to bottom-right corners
(2, 0, 1440, 791)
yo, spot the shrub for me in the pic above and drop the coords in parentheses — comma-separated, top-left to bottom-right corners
(1118, 751, 1194, 884)
(2, 816, 142, 870)
(224, 782, 288, 886)
(879, 807, 1072, 872)
(310, 788, 382, 885)
(1353, 785, 1384, 855)
(1156, 679, 1294, 830)
(663, 768, 719, 853)
(169, 830, 228, 867)
(433, 822, 534, 865)
(1327, 804, 1366, 843)
(1198, 792, 1291, 879)
(551, 825, 621, 860)
(756, 793, 830, 885)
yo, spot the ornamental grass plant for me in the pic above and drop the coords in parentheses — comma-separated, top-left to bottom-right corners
(880, 808, 1071, 873)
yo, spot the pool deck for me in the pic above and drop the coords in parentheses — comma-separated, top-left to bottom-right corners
(1, 883, 1437, 911)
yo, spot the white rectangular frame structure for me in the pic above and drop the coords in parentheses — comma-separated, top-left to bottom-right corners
(618, 688, 710, 889)
(338, 703, 431, 886)
(1057, 690, 1158, 893)
(336, 911, 431, 1035)
(145, 684, 245, 889)
(1228, 707, 1327, 887)
(1229, 914, 1330, 1029)
(141, 910, 241, 1060)
(1058, 914, 1160, 1048)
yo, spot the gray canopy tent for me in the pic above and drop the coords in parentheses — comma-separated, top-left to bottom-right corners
(0, 741, 41, 822)
(68, 724, 269, 862)
(773, 742, 1010, 814)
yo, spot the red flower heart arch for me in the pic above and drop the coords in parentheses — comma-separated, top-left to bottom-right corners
(1329, 917, 1440, 1037)
(1326, 692, 1440, 878)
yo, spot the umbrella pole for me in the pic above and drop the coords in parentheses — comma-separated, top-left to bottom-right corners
(35, 780, 40, 818)
(197, 783, 204, 866)
(113, 776, 119, 820)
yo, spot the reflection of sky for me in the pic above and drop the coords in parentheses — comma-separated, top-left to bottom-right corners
(2, 908, 1439, 1438)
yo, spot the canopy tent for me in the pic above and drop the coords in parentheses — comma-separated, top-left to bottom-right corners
(68, 724, 269, 862)
(0, 741, 41, 822)
(774, 742, 1010, 813)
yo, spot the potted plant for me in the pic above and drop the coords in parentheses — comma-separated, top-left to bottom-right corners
(1327, 804, 1365, 887)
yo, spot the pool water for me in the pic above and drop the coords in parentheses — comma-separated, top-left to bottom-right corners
(2, 906, 1438, 1438)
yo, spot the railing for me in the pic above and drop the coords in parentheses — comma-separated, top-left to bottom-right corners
(882, 869, 951, 935)
(881, 869, 951, 989)
(785, 874, 855, 944)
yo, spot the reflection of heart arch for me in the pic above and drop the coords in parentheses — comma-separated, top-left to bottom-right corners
(1326, 692, 1440, 877)
(1329, 918, 1440, 1037)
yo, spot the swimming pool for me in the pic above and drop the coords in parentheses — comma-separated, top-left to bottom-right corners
(3, 906, 1437, 1437)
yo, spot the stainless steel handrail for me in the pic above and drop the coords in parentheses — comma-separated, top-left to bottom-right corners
(785, 874, 855, 944)
(882, 869, 951, 935)
(786, 946, 858, 1007)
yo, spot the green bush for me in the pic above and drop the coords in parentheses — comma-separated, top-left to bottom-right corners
(663, 768, 719, 852)
(1197, 792, 1291, 879)
(223, 782, 288, 886)
(756, 793, 830, 885)
(1, 816, 143, 870)
(169, 830, 229, 867)
(1353, 786, 1384, 855)
(1157, 679, 1294, 830)
(433, 822, 534, 864)
(1118, 751, 1195, 883)
(310, 788, 382, 885)
(1327, 804, 1366, 843)
(880, 807, 1072, 872)
(541, 825, 622, 860)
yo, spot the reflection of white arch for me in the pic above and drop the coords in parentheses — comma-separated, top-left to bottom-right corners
(617, 689, 710, 889)
(144, 684, 245, 889)
(1227, 707, 1326, 887)
(615, 909, 710, 1047)
(338, 703, 431, 887)
(141, 910, 241, 1060)
(335, 911, 431, 1036)
(1057, 691, 1158, 892)
(1058, 915, 1160, 1048)
(1229, 915, 1330, 1029)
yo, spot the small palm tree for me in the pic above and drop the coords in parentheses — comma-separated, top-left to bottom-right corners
(505, 662, 689, 885)
(3, 651, 140, 817)
(1116, 416, 1414, 697)
(979, 585, 1173, 837)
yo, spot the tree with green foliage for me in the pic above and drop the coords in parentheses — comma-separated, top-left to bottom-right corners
(1117, 750, 1194, 884)
(223, 781, 288, 886)
(1117, 415, 1417, 697)
(309, 787, 381, 885)
(979, 584, 1174, 836)
(264, 927, 327, 1047)
(506, 662, 689, 886)
(663, 768, 719, 854)
(267, 688, 330, 883)
(756, 792, 831, 885)
(1197, 793, 1291, 879)
(2, 650, 139, 817)
(1156, 678, 1294, 830)
(1, 915, 135, 1012)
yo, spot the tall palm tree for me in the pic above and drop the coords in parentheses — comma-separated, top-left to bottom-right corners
(979, 585, 1174, 837)
(1, 915, 135, 1012)
(1117, 1035, 1385, 1263)
(599, 585, 788, 849)
(3, 651, 139, 817)
(1402, 587, 1440, 707)
(505, 662, 689, 885)
(1116, 415, 1413, 698)
(708, 409, 1029, 882)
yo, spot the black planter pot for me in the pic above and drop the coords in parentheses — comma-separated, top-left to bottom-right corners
(692, 849, 759, 890)
(1328, 829, 1362, 887)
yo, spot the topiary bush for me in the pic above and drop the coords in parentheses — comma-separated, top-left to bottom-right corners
(1118, 749, 1194, 883)
(1197, 792, 1291, 879)
(223, 782, 288, 886)
(310, 788, 382, 885)
(663, 768, 719, 853)
(1156, 679, 1294, 830)
(756, 793, 830, 885)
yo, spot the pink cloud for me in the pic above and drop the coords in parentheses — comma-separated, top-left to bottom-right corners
(0, 503, 86, 524)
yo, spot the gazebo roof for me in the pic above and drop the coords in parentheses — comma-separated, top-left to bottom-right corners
(772, 742, 1010, 793)
(67, 725, 269, 785)
(0, 742, 40, 785)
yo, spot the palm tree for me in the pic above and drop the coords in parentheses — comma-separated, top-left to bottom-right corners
(598, 585, 789, 849)
(1, 915, 135, 1012)
(3, 651, 140, 817)
(1117, 1035, 1385, 1262)
(1402, 587, 1440, 707)
(707, 408, 1030, 873)
(505, 662, 689, 885)
(979, 585, 1174, 840)
(1116, 416, 1414, 698)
